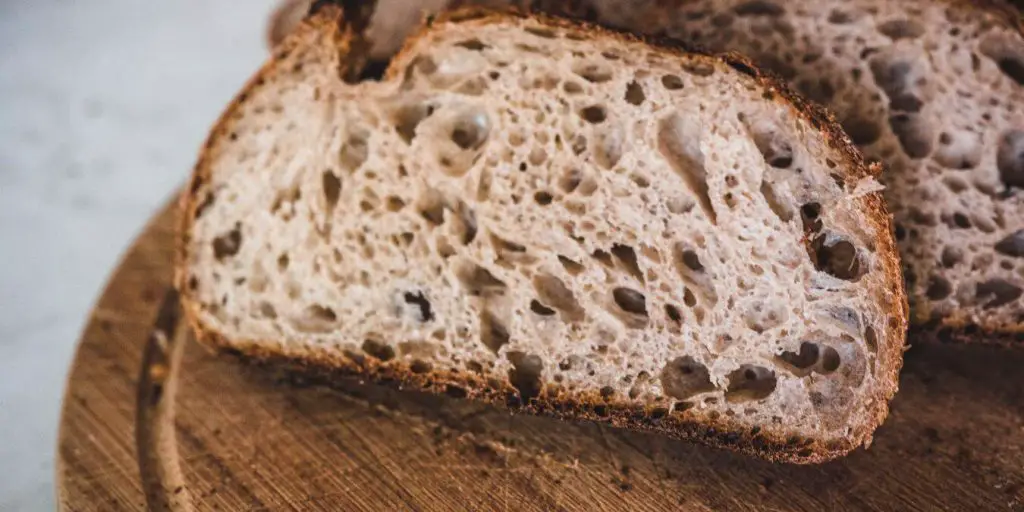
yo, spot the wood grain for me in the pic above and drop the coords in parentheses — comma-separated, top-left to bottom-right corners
(58, 202, 1024, 511)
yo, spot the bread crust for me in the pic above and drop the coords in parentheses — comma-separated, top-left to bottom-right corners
(177, 6, 907, 463)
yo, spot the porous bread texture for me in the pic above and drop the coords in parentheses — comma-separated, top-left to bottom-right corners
(576, 0, 1024, 339)
(180, 8, 906, 461)
(262, 0, 1024, 341)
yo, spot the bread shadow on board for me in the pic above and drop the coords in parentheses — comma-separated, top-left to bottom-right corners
(204, 339, 1024, 508)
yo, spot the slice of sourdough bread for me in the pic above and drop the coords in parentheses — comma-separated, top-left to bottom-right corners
(178, 7, 907, 462)
(267, 0, 1024, 341)
(574, 0, 1024, 342)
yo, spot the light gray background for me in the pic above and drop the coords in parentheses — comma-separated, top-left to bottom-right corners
(0, 0, 278, 508)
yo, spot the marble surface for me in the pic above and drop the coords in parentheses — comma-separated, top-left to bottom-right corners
(0, 0, 278, 508)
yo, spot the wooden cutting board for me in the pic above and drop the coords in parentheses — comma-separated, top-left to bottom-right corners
(57, 201, 1024, 511)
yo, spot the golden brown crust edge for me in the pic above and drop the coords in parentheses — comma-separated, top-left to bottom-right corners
(177, 6, 908, 463)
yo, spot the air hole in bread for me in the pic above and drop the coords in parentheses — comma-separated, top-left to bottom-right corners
(450, 111, 490, 151)
(580, 105, 607, 124)
(681, 60, 716, 77)
(864, 326, 878, 356)
(810, 235, 864, 281)
(270, 186, 301, 220)
(321, 171, 342, 208)
(948, 212, 971, 229)
(507, 351, 544, 403)
(194, 191, 215, 220)
(557, 255, 584, 276)
(339, 129, 369, 172)
(631, 173, 651, 188)
(995, 230, 1024, 258)
(828, 9, 855, 24)
(748, 122, 794, 168)
(533, 273, 584, 321)
(926, 275, 952, 300)
(760, 181, 793, 222)
(455, 261, 506, 296)
(877, 19, 924, 40)
(725, 365, 777, 402)
(821, 344, 847, 375)
(625, 81, 646, 105)
(840, 114, 882, 146)
(661, 356, 715, 400)
(611, 244, 644, 282)
(941, 246, 964, 267)
(979, 34, 1024, 86)
(292, 305, 337, 333)
(573, 62, 613, 83)
(680, 248, 704, 272)
(870, 58, 926, 113)
(594, 126, 624, 169)
(743, 302, 787, 333)
(672, 243, 718, 305)
(733, 1, 784, 16)
(776, 342, 819, 376)
(394, 103, 434, 144)
(658, 112, 715, 223)
(385, 196, 405, 212)
(934, 130, 982, 169)
(530, 300, 556, 316)
(451, 201, 477, 245)
(534, 191, 553, 206)
(417, 188, 446, 226)
(212, 223, 242, 260)
(527, 147, 548, 167)
(402, 291, 434, 323)
(591, 249, 614, 268)
(361, 339, 395, 361)
(997, 130, 1024, 189)
(629, 371, 651, 399)
(942, 176, 969, 193)
(570, 134, 588, 155)
(661, 74, 684, 90)
(975, 279, 1023, 309)
(410, 360, 432, 374)
(683, 288, 697, 308)
(577, 177, 599, 196)
(611, 287, 649, 327)
(454, 39, 487, 51)
(249, 297, 274, 319)
(525, 26, 557, 39)
(480, 310, 510, 353)
(563, 81, 584, 94)
(888, 113, 933, 159)
(665, 304, 682, 325)
(436, 236, 455, 259)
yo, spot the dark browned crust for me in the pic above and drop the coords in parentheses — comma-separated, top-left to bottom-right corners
(178, 6, 907, 463)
